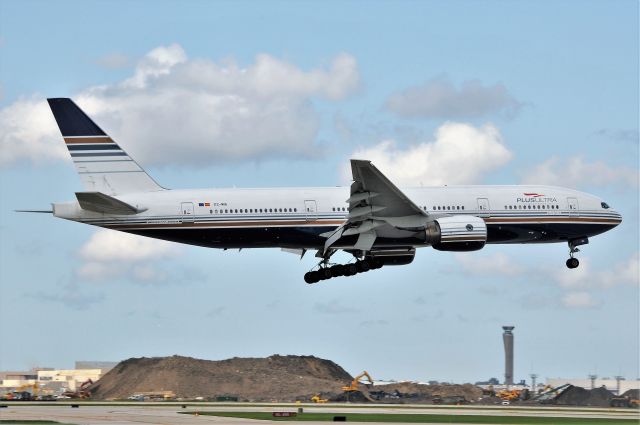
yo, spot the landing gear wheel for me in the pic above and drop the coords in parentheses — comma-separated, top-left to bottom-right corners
(357, 260, 371, 272)
(345, 263, 358, 276)
(566, 258, 579, 269)
(319, 268, 333, 280)
(330, 264, 345, 277)
(304, 271, 319, 284)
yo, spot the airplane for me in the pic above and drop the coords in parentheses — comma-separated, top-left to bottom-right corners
(23, 98, 623, 283)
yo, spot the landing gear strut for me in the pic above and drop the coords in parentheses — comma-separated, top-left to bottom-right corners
(566, 238, 588, 269)
(304, 257, 384, 284)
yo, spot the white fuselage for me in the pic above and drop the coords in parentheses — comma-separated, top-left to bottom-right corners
(53, 184, 621, 250)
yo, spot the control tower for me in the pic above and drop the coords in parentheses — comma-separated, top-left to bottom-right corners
(502, 326, 515, 385)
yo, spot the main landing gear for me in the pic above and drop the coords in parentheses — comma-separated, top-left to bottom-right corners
(304, 258, 384, 284)
(566, 238, 588, 269)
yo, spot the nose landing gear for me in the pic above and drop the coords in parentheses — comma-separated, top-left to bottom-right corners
(566, 257, 579, 269)
(566, 238, 588, 269)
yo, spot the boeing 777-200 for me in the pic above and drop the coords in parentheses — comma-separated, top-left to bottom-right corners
(25, 98, 622, 283)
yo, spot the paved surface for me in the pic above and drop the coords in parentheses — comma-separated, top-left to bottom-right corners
(0, 403, 638, 424)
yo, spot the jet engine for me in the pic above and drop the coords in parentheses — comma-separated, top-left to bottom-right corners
(423, 215, 487, 251)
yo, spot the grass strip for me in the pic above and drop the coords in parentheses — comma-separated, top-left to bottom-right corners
(183, 411, 638, 424)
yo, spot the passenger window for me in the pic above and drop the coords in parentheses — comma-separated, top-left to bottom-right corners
(461, 206, 464, 210)
(294, 208, 297, 212)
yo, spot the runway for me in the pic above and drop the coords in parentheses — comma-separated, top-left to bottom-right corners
(0, 403, 637, 425)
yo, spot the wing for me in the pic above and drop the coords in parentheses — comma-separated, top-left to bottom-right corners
(323, 160, 429, 254)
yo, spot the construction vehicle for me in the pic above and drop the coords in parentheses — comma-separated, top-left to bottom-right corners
(341, 371, 375, 402)
(610, 396, 640, 408)
(14, 383, 39, 400)
(311, 394, 329, 403)
(342, 371, 374, 392)
(61, 379, 93, 399)
(496, 389, 521, 401)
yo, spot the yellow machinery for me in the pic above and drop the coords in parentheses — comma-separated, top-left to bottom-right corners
(342, 371, 374, 392)
(311, 394, 328, 403)
(496, 389, 521, 401)
(16, 383, 39, 397)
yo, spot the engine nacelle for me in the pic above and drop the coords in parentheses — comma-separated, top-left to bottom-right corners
(424, 215, 487, 252)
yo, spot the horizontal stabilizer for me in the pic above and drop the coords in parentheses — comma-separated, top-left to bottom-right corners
(76, 192, 144, 215)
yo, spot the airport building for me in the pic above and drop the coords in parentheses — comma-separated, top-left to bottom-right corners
(0, 362, 116, 395)
(546, 377, 640, 395)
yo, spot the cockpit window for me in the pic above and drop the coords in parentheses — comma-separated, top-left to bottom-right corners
(601, 202, 610, 209)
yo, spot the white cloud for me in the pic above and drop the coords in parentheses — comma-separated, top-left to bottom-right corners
(80, 229, 178, 263)
(0, 44, 360, 167)
(0, 96, 66, 165)
(386, 77, 522, 119)
(344, 122, 512, 186)
(521, 156, 638, 189)
(77, 229, 181, 284)
(594, 252, 639, 288)
(562, 291, 598, 308)
(454, 252, 524, 277)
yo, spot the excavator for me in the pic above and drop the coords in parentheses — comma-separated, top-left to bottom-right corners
(61, 379, 93, 399)
(342, 371, 375, 402)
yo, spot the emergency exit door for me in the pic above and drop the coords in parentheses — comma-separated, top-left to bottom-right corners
(477, 198, 490, 217)
(304, 200, 317, 221)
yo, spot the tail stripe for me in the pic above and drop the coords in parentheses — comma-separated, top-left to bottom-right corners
(70, 152, 129, 157)
(67, 144, 121, 151)
(64, 136, 113, 144)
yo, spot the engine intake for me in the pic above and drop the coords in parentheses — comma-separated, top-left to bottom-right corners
(424, 215, 487, 252)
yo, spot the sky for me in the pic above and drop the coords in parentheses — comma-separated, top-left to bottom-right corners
(0, 0, 638, 384)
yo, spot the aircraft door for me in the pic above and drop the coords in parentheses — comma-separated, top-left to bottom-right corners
(304, 200, 317, 221)
(181, 202, 195, 223)
(567, 197, 579, 217)
(477, 198, 491, 217)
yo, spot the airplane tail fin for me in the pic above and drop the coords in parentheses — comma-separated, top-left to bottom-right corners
(47, 98, 164, 195)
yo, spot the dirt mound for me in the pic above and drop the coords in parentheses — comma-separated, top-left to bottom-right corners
(371, 382, 482, 403)
(555, 385, 613, 407)
(90, 355, 352, 401)
(622, 389, 639, 399)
